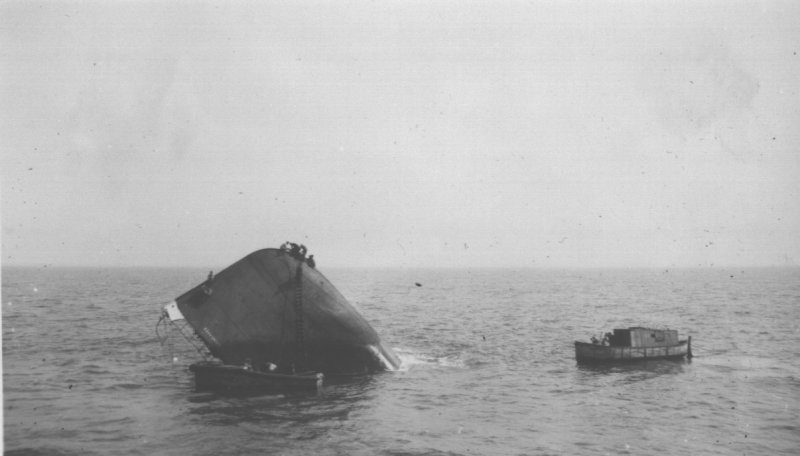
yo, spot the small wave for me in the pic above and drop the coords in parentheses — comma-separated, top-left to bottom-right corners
(84, 416, 137, 429)
(109, 382, 144, 390)
(81, 364, 112, 375)
(437, 353, 467, 369)
(4, 447, 98, 456)
(381, 448, 467, 456)
(121, 337, 160, 347)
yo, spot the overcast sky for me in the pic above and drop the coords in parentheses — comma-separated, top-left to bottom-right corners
(1, 1, 798, 269)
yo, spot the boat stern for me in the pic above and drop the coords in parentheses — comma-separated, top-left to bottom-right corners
(574, 341, 617, 362)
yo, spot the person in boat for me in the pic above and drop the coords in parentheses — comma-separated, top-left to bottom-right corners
(280, 242, 291, 253)
(602, 332, 612, 345)
(306, 255, 315, 268)
(591, 335, 600, 344)
(299, 244, 307, 259)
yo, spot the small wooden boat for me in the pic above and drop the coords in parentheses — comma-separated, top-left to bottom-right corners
(575, 327, 692, 363)
(189, 361, 323, 392)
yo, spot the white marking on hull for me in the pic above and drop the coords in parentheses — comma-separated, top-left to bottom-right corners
(163, 301, 185, 321)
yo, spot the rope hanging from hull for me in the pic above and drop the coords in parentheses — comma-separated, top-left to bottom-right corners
(156, 312, 212, 362)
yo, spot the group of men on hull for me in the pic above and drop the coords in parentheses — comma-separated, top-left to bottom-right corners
(279, 241, 315, 268)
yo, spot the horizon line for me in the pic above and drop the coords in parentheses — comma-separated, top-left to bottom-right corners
(2, 262, 798, 270)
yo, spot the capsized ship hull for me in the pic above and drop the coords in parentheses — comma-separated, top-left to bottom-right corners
(166, 248, 401, 376)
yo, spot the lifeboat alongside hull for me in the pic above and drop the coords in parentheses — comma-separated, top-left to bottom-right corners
(189, 362, 323, 392)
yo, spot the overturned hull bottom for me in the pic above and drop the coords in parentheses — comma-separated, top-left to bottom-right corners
(189, 362, 323, 392)
(575, 339, 691, 364)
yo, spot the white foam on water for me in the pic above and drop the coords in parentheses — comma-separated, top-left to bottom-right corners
(393, 347, 466, 371)
(367, 344, 399, 371)
(393, 348, 434, 371)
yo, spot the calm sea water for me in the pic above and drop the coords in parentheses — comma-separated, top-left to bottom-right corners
(3, 266, 799, 455)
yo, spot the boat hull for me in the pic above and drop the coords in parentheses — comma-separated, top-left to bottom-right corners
(189, 362, 323, 392)
(574, 340, 690, 363)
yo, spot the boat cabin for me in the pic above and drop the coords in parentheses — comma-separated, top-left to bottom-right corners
(608, 327, 679, 348)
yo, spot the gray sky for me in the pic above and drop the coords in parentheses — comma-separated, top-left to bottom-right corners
(2, 1, 798, 268)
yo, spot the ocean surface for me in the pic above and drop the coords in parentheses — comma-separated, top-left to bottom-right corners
(3, 266, 799, 455)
